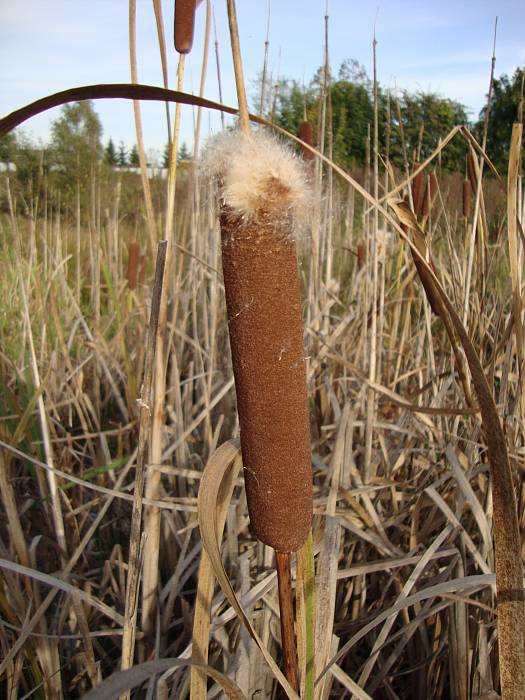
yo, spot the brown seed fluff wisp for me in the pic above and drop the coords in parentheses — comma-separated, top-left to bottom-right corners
(206, 130, 313, 552)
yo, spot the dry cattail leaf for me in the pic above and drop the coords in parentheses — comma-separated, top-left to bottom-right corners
(174, 0, 197, 54)
(421, 171, 438, 217)
(411, 162, 425, 217)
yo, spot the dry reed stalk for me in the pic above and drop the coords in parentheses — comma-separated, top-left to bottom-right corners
(152, 0, 172, 142)
(192, 0, 211, 158)
(507, 121, 524, 416)
(128, 0, 157, 256)
(259, 0, 271, 115)
(461, 18, 497, 327)
(411, 162, 425, 217)
(212, 8, 225, 129)
(364, 28, 380, 484)
(120, 241, 167, 684)
(141, 54, 186, 641)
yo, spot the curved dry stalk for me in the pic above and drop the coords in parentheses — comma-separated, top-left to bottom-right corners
(128, 0, 157, 255)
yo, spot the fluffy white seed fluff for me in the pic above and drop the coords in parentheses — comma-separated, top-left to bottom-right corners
(202, 128, 310, 224)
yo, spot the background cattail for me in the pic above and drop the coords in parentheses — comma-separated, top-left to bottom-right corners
(462, 177, 472, 219)
(174, 0, 196, 54)
(126, 240, 140, 290)
(356, 242, 366, 269)
(298, 119, 315, 162)
(466, 151, 479, 196)
(206, 130, 312, 553)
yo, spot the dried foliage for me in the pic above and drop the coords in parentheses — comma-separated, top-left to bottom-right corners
(1, 17, 525, 700)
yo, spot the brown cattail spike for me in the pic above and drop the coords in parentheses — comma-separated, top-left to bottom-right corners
(462, 178, 471, 219)
(356, 242, 366, 269)
(174, 0, 196, 54)
(207, 130, 313, 552)
(126, 240, 140, 290)
(298, 119, 314, 162)
(466, 151, 479, 196)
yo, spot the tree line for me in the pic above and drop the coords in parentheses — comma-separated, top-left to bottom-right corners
(275, 61, 524, 174)
(1, 61, 523, 190)
(0, 100, 191, 189)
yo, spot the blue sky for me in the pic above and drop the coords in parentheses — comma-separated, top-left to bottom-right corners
(1, 0, 524, 163)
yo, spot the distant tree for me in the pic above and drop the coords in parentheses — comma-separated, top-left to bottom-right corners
(478, 66, 524, 173)
(129, 145, 140, 167)
(0, 132, 44, 186)
(390, 90, 469, 171)
(0, 132, 17, 162)
(178, 142, 190, 161)
(117, 141, 128, 167)
(50, 101, 103, 199)
(274, 61, 469, 172)
(104, 138, 117, 166)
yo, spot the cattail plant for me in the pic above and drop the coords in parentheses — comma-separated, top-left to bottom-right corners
(202, 1, 313, 690)
(462, 176, 472, 219)
(205, 125, 313, 691)
(126, 240, 140, 290)
(298, 118, 315, 163)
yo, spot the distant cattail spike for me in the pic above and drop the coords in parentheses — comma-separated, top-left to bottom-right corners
(298, 119, 314, 162)
(206, 130, 313, 552)
(462, 178, 471, 219)
(356, 242, 366, 269)
(126, 240, 140, 290)
(466, 151, 479, 196)
(174, 0, 196, 54)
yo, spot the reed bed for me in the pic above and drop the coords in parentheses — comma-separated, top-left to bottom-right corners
(1, 4, 524, 700)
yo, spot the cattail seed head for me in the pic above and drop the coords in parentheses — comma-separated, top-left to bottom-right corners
(466, 152, 479, 196)
(356, 243, 366, 269)
(204, 129, 313, 552)
(126, 240, 140, 290)
(462, 178, 471, 219)
(298, 120, 314, 162)
(174, 0, 196, 54)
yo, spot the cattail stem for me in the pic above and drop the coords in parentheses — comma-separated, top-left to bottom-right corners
(276, 551, 299, 693)
(226, 0, 250, 135)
